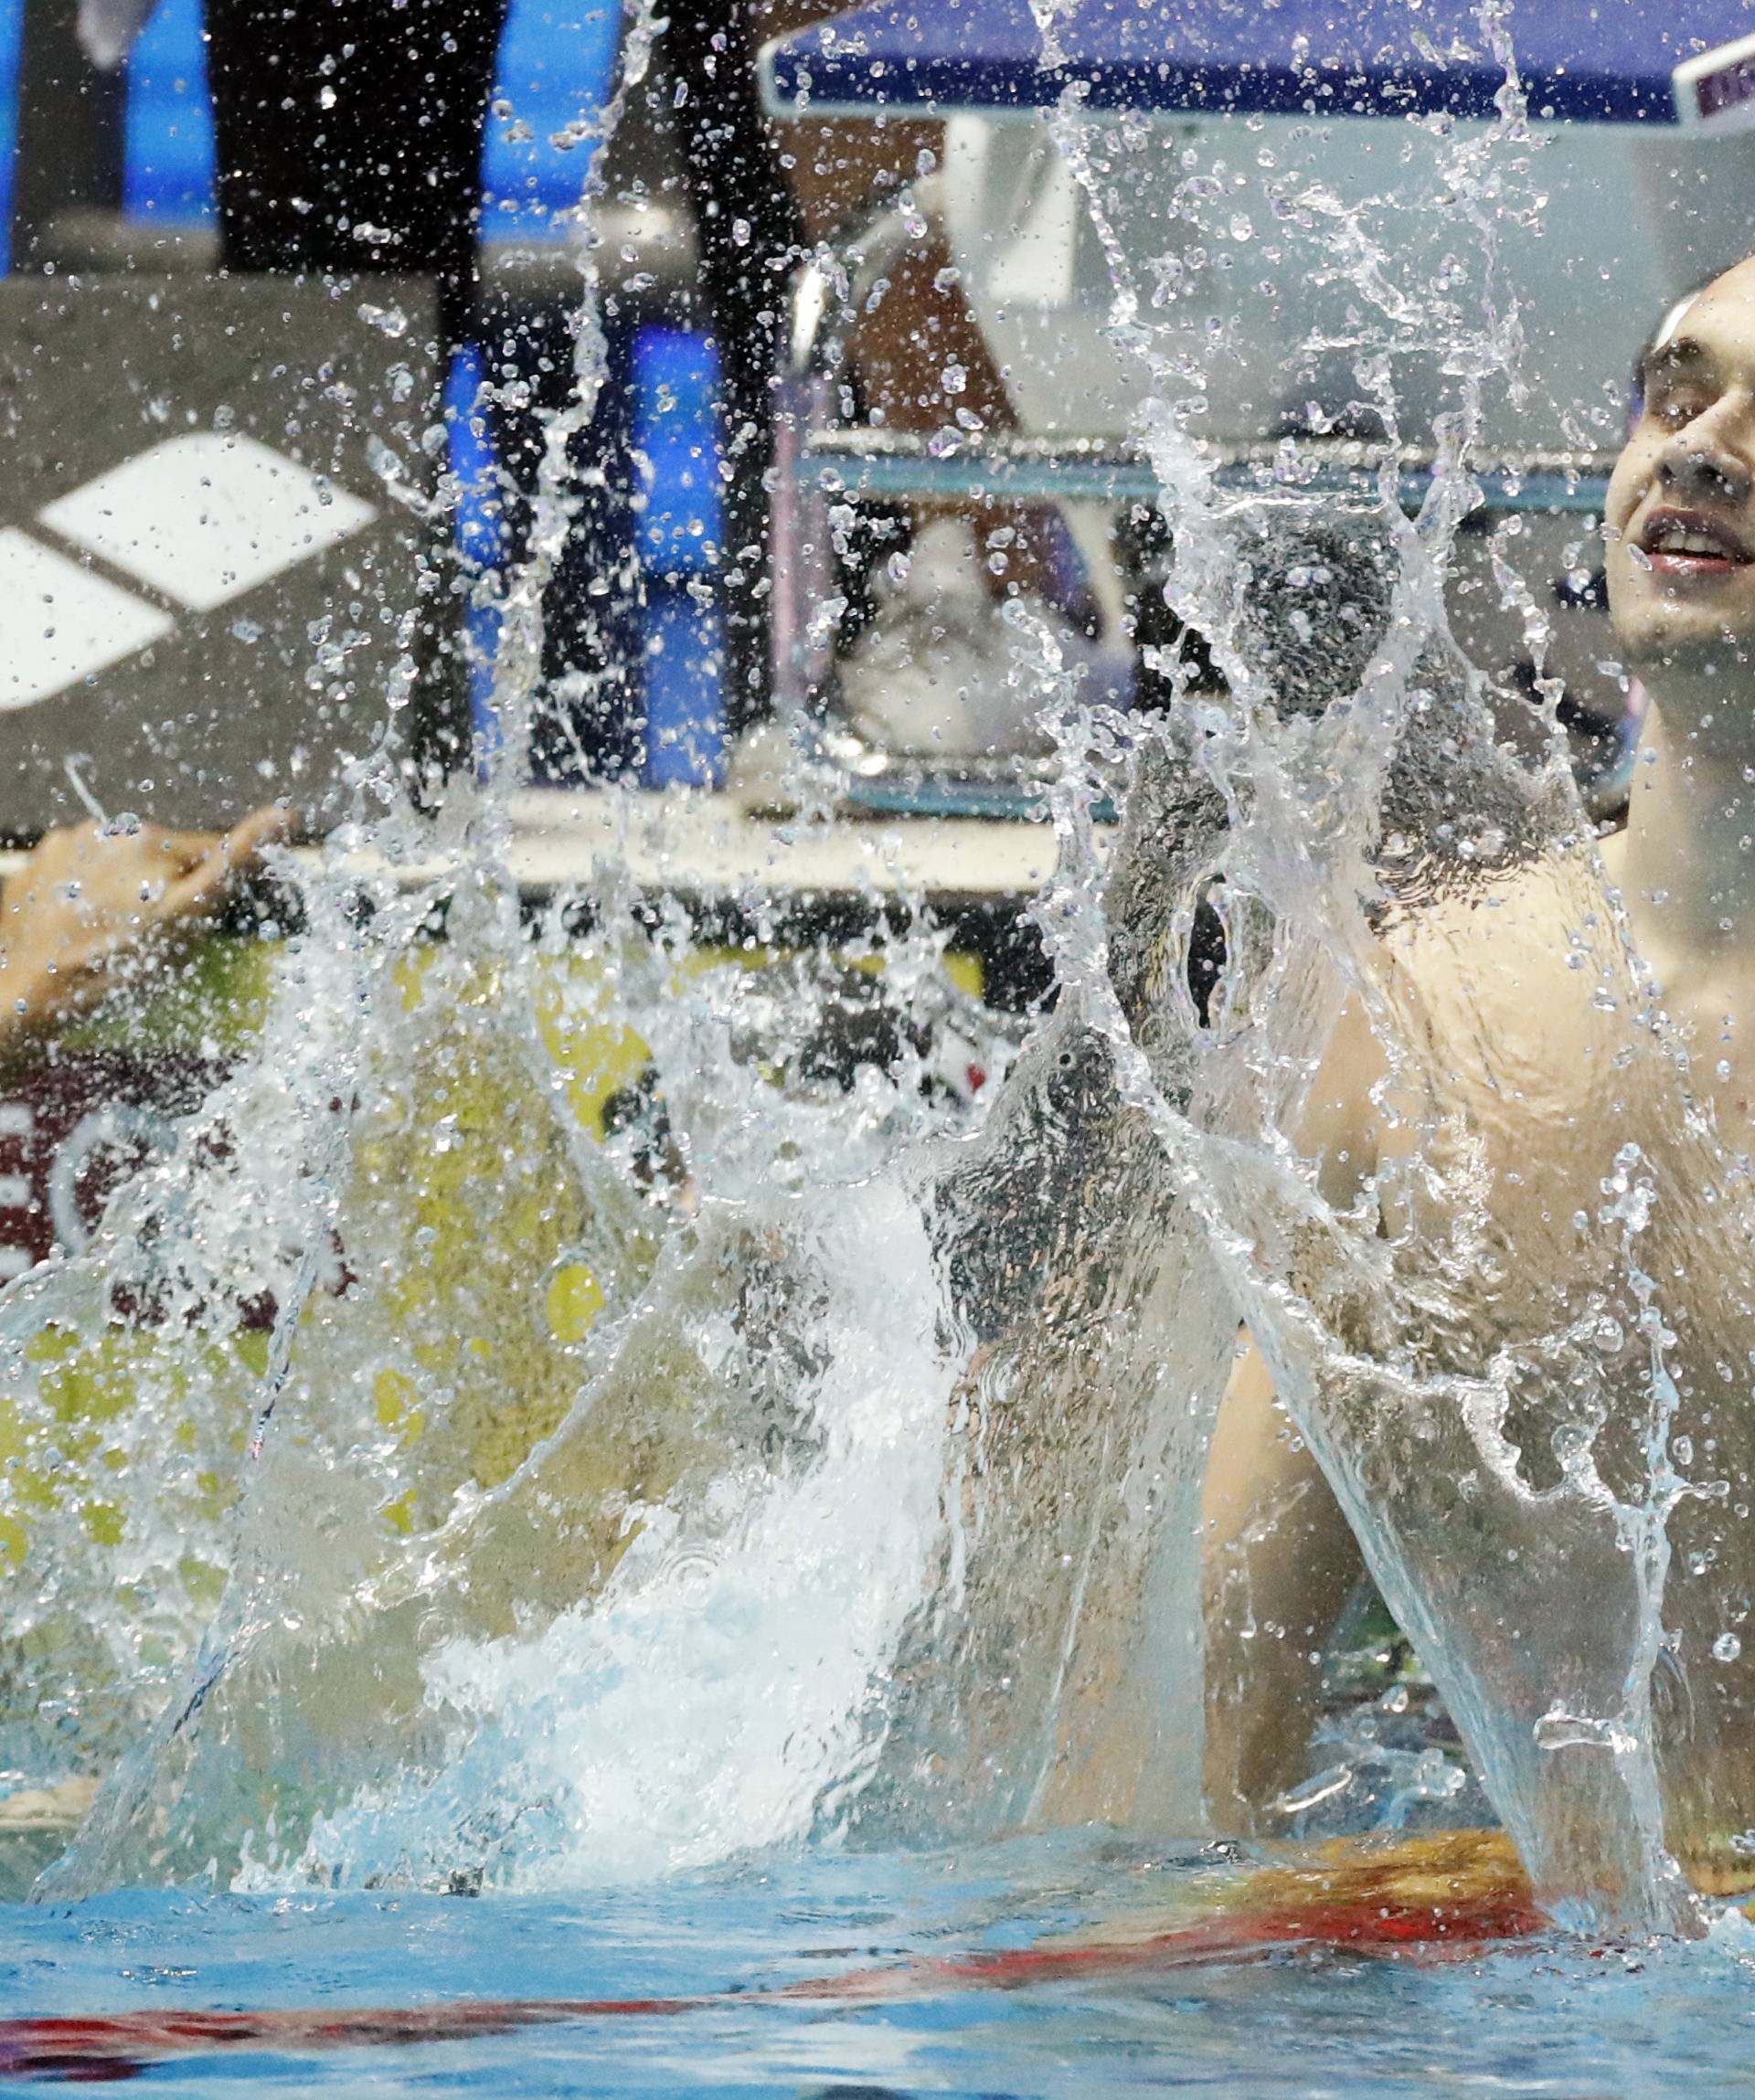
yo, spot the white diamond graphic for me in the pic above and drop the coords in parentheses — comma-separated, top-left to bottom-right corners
(39, 431, 378, 613)
(0, 529, 175, 711)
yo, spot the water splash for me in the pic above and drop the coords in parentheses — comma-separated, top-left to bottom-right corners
(0, 0, 1745, 1939)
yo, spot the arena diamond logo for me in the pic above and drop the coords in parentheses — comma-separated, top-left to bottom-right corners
(0, 430, 378, 712)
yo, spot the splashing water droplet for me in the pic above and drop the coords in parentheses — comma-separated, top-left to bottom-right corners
(1535, 1710, 1633, 1755)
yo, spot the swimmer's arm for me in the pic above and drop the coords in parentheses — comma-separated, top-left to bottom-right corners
(1294, 989, 1390, 1213)
(1199, 994, 1387, 1830)
(0, 811, 284, 1052)
(1200, 1335, 1363, 1830)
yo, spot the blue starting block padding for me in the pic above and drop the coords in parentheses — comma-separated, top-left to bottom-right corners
(445, 342, 509, 764)
(450, 325, 729, 783)
(762, 0, 1755, 125)
(643, 585, 725, 789)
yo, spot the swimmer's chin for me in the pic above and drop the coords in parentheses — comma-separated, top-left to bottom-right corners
(1611, 605, 1755, 688)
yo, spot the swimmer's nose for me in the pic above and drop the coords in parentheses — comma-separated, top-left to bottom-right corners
(1656, 395, 1755, 510)
(1659, 445, 1750, 509)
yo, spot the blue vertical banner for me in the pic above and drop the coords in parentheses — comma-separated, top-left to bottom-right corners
(445, 342, 510, 769)
(0, 0, 25, 269)
(484, 0, 620, 233)
(632, 325, 726, 788)
(122, 0, 215, 222)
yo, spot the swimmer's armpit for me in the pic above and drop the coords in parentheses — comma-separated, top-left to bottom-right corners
(0, 808, 287, 1047)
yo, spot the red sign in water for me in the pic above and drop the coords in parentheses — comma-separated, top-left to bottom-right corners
(0, 1054, 228, 1282)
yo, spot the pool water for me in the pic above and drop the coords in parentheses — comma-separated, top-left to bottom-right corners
(5, 1836, 1755, 2095)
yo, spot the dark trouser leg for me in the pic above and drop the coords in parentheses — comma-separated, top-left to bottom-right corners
(204, 0, 510, 784)
(205, 0, 507, 343)
(478, 293, 645, 783)
(665, 3, 805, 740)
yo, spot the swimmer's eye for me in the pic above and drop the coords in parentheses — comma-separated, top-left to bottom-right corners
(1648, 385, 1715, 430)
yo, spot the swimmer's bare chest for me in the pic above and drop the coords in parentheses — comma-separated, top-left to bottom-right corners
(1342, 841, 1755, 1384)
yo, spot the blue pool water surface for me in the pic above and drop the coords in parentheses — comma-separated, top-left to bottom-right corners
(5, 1837, 1755, 2095)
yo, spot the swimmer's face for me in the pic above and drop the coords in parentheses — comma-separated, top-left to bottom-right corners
(1607, 259, 1755, 733)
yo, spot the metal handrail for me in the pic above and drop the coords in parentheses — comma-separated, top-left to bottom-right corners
(802, 429, 1615, 514)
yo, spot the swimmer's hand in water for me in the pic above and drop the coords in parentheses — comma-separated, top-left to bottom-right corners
(0, 808, 287, 1045)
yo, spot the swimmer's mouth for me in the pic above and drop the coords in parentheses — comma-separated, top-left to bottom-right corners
(1638, 507, 1754, 576)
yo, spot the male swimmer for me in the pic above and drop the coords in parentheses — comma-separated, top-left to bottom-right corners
(1201, 254, 1755, 1893)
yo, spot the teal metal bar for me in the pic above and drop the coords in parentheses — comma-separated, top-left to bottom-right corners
(804, 445, 1611, 516)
